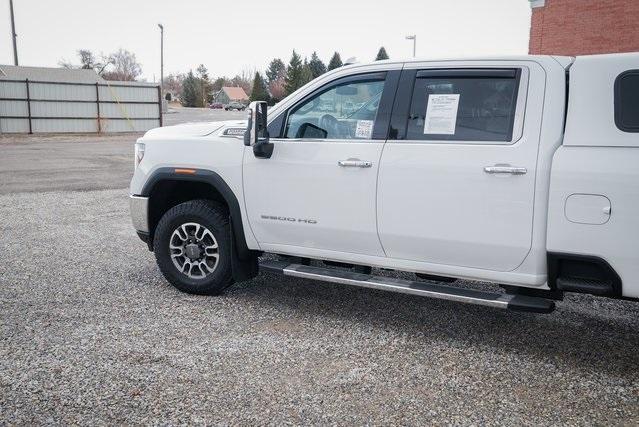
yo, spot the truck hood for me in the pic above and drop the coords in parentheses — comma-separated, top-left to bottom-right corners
(143, 121, 245, 138)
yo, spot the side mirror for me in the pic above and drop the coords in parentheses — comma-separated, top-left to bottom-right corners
(244, 101, 268, 146)
(244, 101, 273, 159)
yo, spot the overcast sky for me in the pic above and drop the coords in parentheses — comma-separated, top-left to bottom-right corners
(0, 0, 532, 81)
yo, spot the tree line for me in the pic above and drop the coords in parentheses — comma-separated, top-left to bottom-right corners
(175, 47, 389, 107)
(60, 46, 391, 107)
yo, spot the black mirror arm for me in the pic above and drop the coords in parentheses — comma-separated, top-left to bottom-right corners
(253, 140, 274, 159)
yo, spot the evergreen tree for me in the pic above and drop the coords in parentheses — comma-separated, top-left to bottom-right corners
(284, 50, 304, 96)
(181, 70, 198, 107)
(249, 71, 270, 102)
(327, 52, 343, 71)
(375, 47, 389, 61)
(266, 58, 286, 83)
(301, 59, 314, 86)
(308, 52, 327, 79)
(196, 64, 213, 106)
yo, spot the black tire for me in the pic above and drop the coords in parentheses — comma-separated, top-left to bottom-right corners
(153, 200, 234, 295)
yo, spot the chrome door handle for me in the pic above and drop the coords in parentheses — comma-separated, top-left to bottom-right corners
(338, 159, 372, 168)
(483, 165, 527, 175)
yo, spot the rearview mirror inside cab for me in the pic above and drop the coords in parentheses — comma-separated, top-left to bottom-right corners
(335, 85, 358, 96)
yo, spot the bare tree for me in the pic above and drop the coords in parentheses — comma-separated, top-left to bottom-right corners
(163, 73, 185, 101)
(58, 49, 112, 76)
(78, 49, 96, 69)
(231, 66, 256, 95)
(101, 49, 142, 81)
(268, 78, 286, 102)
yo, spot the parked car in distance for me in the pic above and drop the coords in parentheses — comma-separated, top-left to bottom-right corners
(225, 101, 246, 111)
(209, 102, 224, 109)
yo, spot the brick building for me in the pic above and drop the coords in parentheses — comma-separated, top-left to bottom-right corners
(529, 0, 639, 56)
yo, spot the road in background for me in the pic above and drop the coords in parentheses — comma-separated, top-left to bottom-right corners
(163, 106, 245, 126)
(0, 108, 244, 194)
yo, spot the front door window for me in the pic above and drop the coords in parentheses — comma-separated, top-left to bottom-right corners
(284, 80, 385, 140)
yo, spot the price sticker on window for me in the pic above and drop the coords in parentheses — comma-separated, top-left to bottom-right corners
(424, 94, 460, 135)
(355, 120, 374, 139)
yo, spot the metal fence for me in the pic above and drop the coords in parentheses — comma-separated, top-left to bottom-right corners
(0, 79, 162, 133)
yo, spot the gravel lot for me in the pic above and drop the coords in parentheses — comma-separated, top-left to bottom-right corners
(1, 187, 639, 425)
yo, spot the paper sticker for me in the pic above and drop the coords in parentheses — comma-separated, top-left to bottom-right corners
(355, 120, 374, 139)
(424, 94, 460, 135)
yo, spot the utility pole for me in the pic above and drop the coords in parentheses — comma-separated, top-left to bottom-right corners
(158, 23, 164, 99)
(406, 34, 416, 58)
(9, 0, 19, 65)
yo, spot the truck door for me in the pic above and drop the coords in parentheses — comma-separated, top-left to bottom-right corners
(377, 64, 542, 271)
(243, 71, 399, 256)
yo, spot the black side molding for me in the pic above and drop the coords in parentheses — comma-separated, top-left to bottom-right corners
(506, 295, 555, 314)
(547, 252, 622, 297)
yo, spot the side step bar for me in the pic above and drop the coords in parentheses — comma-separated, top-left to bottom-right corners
(260, 260, 555, 313)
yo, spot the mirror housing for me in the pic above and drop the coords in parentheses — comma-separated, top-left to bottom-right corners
(244, 101, 273, 159)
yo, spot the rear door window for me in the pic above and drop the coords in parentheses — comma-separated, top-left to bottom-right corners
(615, 70, 639, 132)
(405, 69, 521, 143)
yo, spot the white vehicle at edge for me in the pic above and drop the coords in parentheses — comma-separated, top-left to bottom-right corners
(130, 53, 639, 314)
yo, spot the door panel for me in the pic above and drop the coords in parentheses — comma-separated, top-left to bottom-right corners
(244, 70, 399, 257)
(243, 140, 385, 256)
(378, 143, 536, 270)
(378, 64, 543, 272)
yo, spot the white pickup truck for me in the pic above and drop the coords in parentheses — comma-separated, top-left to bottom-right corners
(130, 53, 639, 314)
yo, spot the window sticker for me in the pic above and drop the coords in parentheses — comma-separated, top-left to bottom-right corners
(424, 94, 460, 135)
(355, 120, 374, 139)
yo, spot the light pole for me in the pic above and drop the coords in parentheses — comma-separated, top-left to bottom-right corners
(406, 34, 416, 58)
(158, 23, 164, 99)
(9, 0, 18, 65)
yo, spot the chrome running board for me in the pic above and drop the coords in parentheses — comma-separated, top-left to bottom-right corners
(260, 260, 555, 313)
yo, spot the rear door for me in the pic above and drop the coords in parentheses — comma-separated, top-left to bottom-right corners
(377, 62, 543, 271)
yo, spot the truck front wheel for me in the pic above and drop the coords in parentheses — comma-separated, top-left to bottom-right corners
(153, 200, 234, 295)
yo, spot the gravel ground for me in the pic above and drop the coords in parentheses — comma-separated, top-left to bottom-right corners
(1, 188, 639, 425)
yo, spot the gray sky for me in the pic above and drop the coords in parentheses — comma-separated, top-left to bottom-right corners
(0, 0, 532, 81)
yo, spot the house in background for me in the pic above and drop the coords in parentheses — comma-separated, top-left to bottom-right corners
(213, 86, 249, 105)
(529, 0, 639, 55)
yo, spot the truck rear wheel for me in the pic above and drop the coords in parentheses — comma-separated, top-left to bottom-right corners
(153, 200, 234, 295)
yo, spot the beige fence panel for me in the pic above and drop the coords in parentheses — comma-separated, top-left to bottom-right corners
(0, 79, 161, 134)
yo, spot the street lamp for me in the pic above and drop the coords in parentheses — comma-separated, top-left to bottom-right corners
(158, 23, 164, 99)
(406, 34, 416, 58)
(9, 0, 19, 65)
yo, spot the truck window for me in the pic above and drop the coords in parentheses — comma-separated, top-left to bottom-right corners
(614, 70, 639, 133)
(405, 69, 520, 143)
(284, 79, 385, 140)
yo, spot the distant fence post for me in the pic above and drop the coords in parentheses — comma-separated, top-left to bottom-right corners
(157, 85, 163, 127)
(95, 83, 101, 133)
(25, 79, 32, 134)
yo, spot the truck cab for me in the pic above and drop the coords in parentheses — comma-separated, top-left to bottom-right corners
(130, 53, 639, 313)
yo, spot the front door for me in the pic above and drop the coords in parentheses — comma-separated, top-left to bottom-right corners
(243, 71, 397, 257)
(377, 65, 542, 271)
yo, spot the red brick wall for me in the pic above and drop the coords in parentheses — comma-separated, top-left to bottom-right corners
(529, 0, 639, 55)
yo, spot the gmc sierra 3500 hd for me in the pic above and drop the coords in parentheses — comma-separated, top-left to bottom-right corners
(130, 53, 639, 314)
